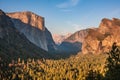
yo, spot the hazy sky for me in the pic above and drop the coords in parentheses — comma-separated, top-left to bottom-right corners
(0, 0, 120, 35)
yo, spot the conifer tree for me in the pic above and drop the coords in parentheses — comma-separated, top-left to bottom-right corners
(105, 42, 120, 80)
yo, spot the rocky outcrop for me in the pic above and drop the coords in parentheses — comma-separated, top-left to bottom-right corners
(7, 11, 56, 51)
(82, 18, 120, 54)
(0, 10, 51, 60)
(7, 11, 45, 30)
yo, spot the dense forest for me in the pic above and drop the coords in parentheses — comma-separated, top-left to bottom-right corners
(0, 43, 120, 80)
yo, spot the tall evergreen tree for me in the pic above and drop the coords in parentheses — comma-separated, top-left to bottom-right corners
(105, 42, 120, 80)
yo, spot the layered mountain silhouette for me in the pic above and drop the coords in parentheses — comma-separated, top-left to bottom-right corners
(56, 29, 88, 54)
(0, 9, 120, 60)
(0, 10, 53, 60)
(7, 11, 56, 52)
(59, 18, 120, 54)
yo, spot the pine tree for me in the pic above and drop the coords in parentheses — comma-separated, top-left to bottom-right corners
(105, 42, 120, 80)
(85, 70, 103, 80)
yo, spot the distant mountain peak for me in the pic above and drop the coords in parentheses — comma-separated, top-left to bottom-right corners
(99, 18, 120, 34)
(101, 18, 111, 21)
(52, 33, 72, 44)
(100, 18, 120, 26)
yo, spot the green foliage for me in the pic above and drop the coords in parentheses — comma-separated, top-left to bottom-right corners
(85, 70, 103, 80)
(0, 54, 107, 80)
(105, 43, 120, 80)
(1, 43, 120, 80)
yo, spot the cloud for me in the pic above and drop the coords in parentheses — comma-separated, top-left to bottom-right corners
(72, 24, 82, 31)
(56, 0, 80, 9)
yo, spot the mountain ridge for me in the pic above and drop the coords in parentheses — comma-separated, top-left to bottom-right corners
(7, 11, 45, 30)
(82, 18, 120, 54)
(60, 18, 120, 55)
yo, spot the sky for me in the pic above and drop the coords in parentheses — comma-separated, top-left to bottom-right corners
(0, 0, 120, 35)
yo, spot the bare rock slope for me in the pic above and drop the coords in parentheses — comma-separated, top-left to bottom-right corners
(0, 10, 51, 60)
(7, 12, 56, 52)
(82, 18, 120, 54)
(61, 18, 120, 55)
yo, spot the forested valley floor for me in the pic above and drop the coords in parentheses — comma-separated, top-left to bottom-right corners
(0, 44, 120, 80)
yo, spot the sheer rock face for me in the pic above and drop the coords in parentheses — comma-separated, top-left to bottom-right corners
(0, 9, 51, 60)
(7, 11, 45, 31)
(7, 12, 56, 51)
(82, 18, 120, 54)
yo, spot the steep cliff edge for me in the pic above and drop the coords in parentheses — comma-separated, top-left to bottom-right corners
(7, 12, 56, 52)
(60, 18, 120, 55)
(82, 18, 120, 54)
(0, 10, 51, 60)
(7, 11, 45, 30)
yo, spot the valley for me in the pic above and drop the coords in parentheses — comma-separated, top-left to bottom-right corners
(0, 9, 120, 80)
